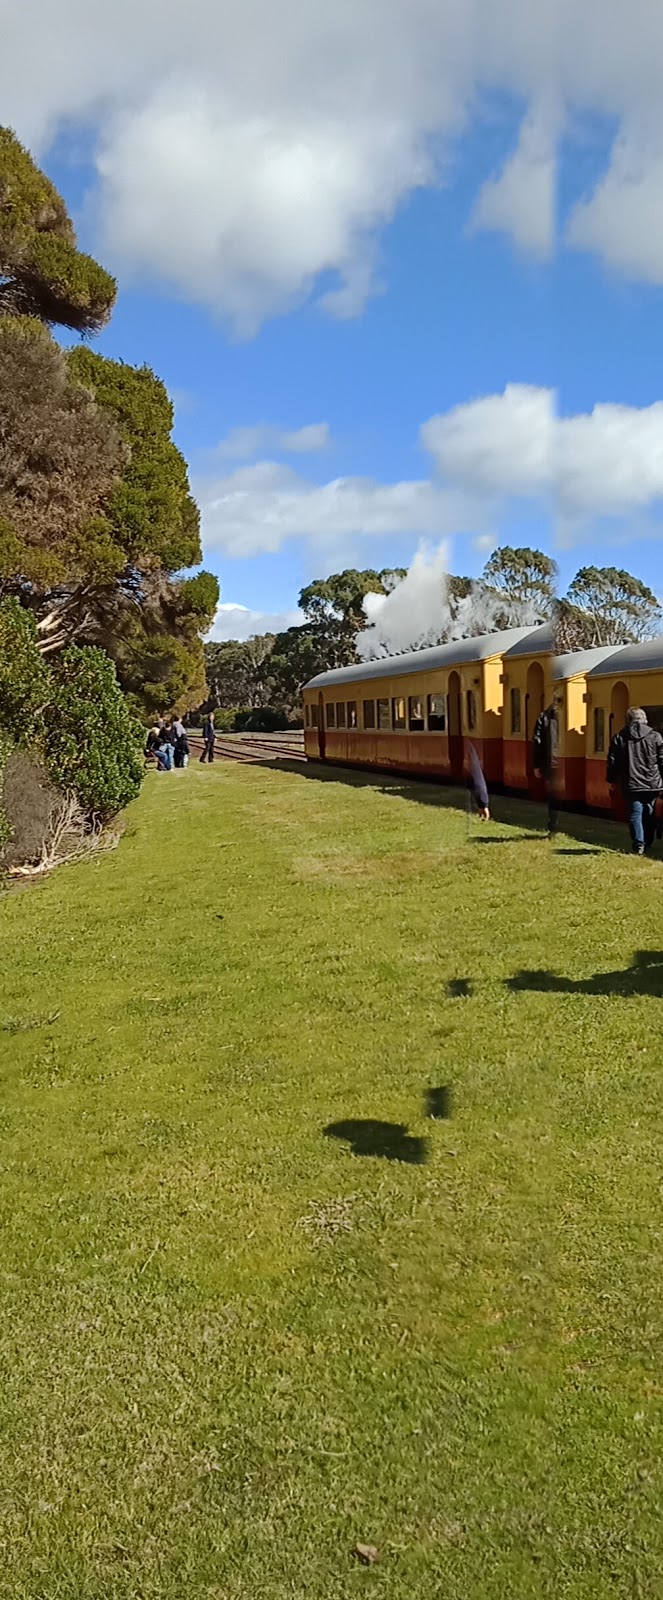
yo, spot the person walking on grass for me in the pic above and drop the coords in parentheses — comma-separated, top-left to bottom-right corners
(464, 739, 490, 822)
(607, 706, 663, 856)
(533, 700, 559, 837)
(200, 710, 216, 764)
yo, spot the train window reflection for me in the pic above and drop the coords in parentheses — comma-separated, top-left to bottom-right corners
(363, 699, 376, 729)
(408, 696, 425, 731)
(310, 703, 319, 729)
(428, 694, 446, 731)
(392, 697, 406, 729)
(594, 707, 605, 753)
(377, 698, 390, 730)
(326, 702, 336, 728)
(347, 701, 357, 729)
(466, 690, 477, 731)
(510, 688, 521, 734)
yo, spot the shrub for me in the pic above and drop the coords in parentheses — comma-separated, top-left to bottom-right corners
(234, 707, 289, 733)
(0, 598, 50, 743)
(44, 646, 144, 821)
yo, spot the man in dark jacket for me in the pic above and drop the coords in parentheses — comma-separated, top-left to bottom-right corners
(200, 711, 216, 764)
(607, 707, 663, 855)
(533, 702, 559, 836)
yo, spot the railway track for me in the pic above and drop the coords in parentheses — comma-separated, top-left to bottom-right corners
(187, 731, 306, 765)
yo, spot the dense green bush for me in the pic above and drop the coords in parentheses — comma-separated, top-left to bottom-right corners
(0, 598, 50, 743)
(234, 707, 290, 733)
(44, 647, 144, 821)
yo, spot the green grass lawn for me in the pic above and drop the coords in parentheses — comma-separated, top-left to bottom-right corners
(1, 761, 662, 1599)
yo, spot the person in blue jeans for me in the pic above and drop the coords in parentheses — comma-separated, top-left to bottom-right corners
(607, 707, 663, 855)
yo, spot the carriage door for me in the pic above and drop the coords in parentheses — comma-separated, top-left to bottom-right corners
(448, 671, 463, 780)
(317, 693, 326, 761)
(525, 661, 545, 784)
(609, 681, 628, 743)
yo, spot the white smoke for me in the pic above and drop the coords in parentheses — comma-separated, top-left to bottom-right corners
(357, 541, 453, 660)
(356, 539, 543, 660)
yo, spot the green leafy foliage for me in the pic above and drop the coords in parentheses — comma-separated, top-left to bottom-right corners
(66, 349, 201, 574)
(0, 129, 116, 332)
(0, 598, 50, 743)
(563, 566, 662, 646)
(44, 646, 144, 821)
(234, 706, 290, 732)
(0, 317, 125, 588)
(482, 546, 558, 617)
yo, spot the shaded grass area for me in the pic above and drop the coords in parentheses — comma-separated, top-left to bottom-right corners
(0, 762, 662, 1598)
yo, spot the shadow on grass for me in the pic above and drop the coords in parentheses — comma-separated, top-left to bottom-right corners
(426, 1085, 452, 1120)
(447, 978, 472, 998)
(324, 1119, 428, 1164)
(507, 950, 663, 998)
(261, 758, 632, 855)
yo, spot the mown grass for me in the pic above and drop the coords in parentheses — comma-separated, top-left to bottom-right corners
(0, 760, 662, 1599)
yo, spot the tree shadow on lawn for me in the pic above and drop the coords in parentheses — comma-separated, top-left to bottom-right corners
(324, 1119, 428, 1165)
(507, 950, 663, 998)
(261, 759, 631, 855)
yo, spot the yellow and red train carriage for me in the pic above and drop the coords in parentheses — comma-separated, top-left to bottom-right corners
(302, 625, 663, 814)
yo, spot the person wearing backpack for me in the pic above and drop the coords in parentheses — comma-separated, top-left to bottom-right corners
(607, 707, 663, 855)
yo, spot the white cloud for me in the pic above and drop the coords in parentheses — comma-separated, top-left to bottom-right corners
(471, 99, 556, 258)
(566, 127, 663, 283)
(6, 0, 663, 320)
(196, 459, 481, 559)
(557, 399, 663, 515)
(421, 385, 555, 499)
(217, 422, 330, 460)
(196, 385, 663, 563)
(424, 383, 663, 522)
(208, 602, 303, 641)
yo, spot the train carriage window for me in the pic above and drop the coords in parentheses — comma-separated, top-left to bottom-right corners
(363, 699, 376, 729)
(510, 687, 521, 734)
(310, 703, 319, 729)
(304, 704, 310, 727)
(347, 701, 357, 729)
(408, 695, 425, 731)
(377, 698, 390, 730)
(594, 707, 606, 754)
(644, 704, 663, 735)
(336, 701, 347, 728)
(326, 702, 336, 729)
(427, 693, 446, 732)
(466, 689, 477, 731)
(392, 697, 406, 730)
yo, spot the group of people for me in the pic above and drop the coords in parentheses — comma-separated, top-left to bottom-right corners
(466, 700, 663, 856)
(144, 712, 217, 772)
(145, 717, 190, 770)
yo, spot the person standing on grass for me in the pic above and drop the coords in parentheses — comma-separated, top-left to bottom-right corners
(464, 739, 490, 821)
(200, 710, 216, 764)
(607, 707, 663, 856)
(172, 717, 189, 769)
(533, 701, 559, 837)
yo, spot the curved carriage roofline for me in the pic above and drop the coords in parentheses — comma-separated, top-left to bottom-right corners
(552, 645, 619, 680)
(585, 634, 663, 677)
(303, 623, 547, 691)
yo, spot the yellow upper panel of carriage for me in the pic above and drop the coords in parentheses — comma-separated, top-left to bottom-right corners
(585, 637, 663, 707)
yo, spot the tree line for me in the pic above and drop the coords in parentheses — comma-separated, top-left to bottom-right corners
(200, 550, 662, 723)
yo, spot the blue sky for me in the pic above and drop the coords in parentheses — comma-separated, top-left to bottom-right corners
(8, 2, 663, 640)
